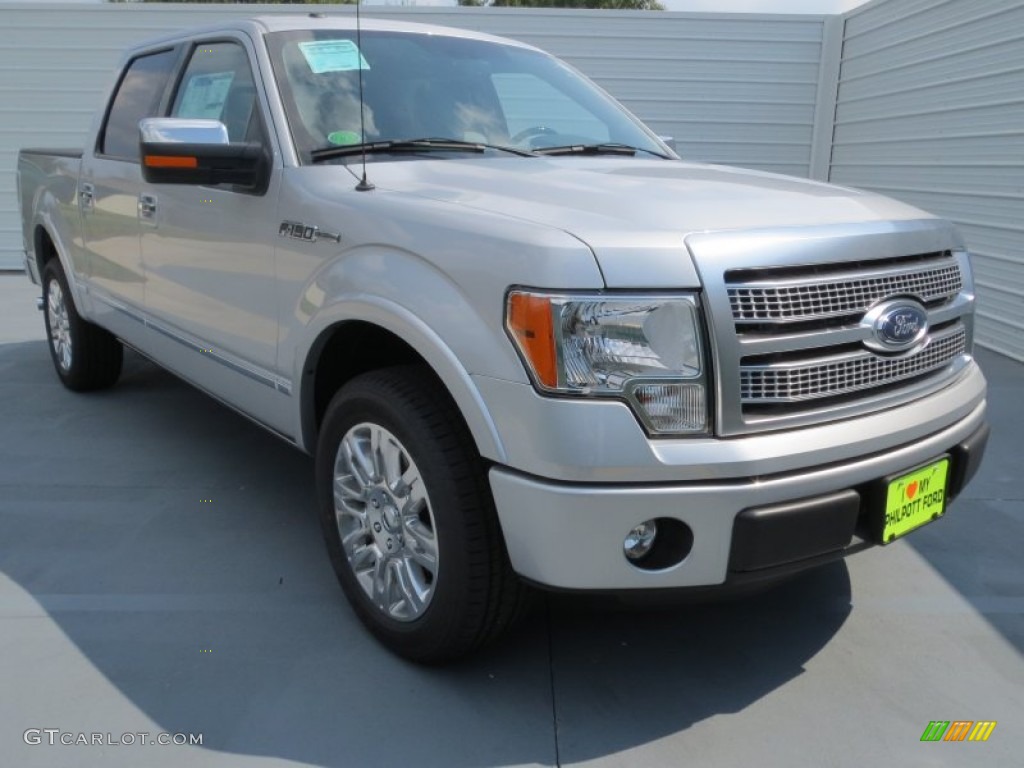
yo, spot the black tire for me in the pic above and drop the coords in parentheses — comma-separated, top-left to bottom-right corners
(315, 365, 530, 663)
(42, 259, 123, 392)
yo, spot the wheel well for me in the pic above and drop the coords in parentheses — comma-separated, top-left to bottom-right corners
(34, 226, 58, 277)
(303, 321, 439, 446)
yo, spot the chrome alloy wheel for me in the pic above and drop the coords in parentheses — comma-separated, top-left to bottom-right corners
(333, 422, 439, 621)
(47, 277, 72, 372)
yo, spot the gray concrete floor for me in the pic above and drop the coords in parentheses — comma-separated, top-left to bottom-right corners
(1, 274, 1021, 767)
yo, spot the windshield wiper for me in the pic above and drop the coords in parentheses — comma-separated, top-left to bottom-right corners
(533, 143, 670, 159)
(310, 138, 536, 162)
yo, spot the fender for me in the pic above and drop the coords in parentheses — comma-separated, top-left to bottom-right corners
(288, 245, 534, 462)
(295, 296, 508, 463)
(32, 211, 90, 317)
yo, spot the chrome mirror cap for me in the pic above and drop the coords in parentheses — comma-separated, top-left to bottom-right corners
(139, 117, 229, 145)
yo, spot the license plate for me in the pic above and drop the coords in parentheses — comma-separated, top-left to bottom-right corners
(881, 457, 950, 543)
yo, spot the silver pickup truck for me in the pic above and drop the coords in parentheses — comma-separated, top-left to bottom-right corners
(18, 15, 988, 662)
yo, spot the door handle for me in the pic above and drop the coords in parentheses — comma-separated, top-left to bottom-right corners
(79, 182, 94, 212)
(138, 194, 157, 221)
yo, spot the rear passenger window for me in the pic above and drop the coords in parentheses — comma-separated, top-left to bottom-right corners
(171, 42, 260, 143)
(100, 49, 178, 160)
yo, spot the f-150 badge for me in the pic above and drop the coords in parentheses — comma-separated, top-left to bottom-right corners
(279, 221, 341, 244)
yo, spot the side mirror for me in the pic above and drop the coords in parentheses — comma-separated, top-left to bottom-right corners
(139, 118, 265, 188)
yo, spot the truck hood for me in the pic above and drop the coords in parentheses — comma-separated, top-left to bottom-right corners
(363, 156, 940, 287)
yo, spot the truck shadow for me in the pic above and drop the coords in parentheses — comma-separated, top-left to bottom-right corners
(1, 341, 851, 767)
(905, 348, 1024, 655)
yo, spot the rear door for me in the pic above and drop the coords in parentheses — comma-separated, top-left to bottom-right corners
(80, 47, 179, 340)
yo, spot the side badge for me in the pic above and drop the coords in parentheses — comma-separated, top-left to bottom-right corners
(279, 221, 341, 244)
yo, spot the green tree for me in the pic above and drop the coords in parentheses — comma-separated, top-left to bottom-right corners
(459, 0, 664, 8)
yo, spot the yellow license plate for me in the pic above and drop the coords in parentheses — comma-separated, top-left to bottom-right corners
(882, 458, 950, 543)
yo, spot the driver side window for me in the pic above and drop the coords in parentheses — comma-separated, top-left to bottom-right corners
(171, 41, 261, 143)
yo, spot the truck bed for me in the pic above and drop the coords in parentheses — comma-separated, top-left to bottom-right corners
(17, 148, 83, 282)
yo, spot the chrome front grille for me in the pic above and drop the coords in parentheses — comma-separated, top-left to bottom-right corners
(740, 325, 967, 404)
(728, 258, 962, 324)
(688, 222, 976, 436)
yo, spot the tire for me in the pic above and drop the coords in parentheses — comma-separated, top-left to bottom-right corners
(315, 365, 529, 663)
(42, 259, 123, 392)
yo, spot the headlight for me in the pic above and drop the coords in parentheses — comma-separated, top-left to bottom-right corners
(505, 291, 709, 435)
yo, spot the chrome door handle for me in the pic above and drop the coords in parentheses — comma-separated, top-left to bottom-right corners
(79, 182, 94, 211)
(138, 194, 157, 220)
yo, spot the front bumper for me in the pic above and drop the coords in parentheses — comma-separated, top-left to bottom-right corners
(489, 404, 988, 591)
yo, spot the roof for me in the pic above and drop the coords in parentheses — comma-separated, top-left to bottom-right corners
(126, 15, 540, 55)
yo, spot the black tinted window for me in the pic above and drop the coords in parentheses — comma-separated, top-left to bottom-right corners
(101, 49, 177, 160)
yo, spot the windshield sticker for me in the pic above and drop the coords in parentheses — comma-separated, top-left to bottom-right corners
(327, 130, 361, 146)
(176, 71, 235, 120)
(298, 40, 369, 74)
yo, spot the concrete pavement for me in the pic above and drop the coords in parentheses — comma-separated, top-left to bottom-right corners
(1, 274, 1021, 767)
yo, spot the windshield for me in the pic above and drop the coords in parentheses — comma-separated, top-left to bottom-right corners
(266, 29, 668, 163)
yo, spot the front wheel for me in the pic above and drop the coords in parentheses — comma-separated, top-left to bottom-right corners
(42, 259, 122, 391)
(315, 366, 528, 663)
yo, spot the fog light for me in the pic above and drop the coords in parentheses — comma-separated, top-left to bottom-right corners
(629, 381, 707, 434)
(624, 520, 658, 561)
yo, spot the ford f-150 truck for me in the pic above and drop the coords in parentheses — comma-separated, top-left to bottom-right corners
(18, 16, 988, 662)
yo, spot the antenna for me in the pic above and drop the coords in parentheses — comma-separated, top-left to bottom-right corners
(354, 0, 374, 191)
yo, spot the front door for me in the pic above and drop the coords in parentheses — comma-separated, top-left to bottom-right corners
(139, 37, 289, 433)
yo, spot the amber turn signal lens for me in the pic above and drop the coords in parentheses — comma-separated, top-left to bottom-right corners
(143, 155, 198, 168)
(507, 292, 558, 389)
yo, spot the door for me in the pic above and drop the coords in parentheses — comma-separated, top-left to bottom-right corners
(80, 48, 179, 336)
(139, 38, 288, 427)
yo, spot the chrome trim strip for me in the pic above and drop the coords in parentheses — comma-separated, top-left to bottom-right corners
(94, 293, 292, 396)
(108, 297, 146, 325)
(739, 325, 967, 404)
(735, 292, 973, 357)
(726, 255, 961, 325)
(741, 357, 975, 429)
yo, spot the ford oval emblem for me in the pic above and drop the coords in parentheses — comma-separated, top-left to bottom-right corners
(860, 299, 929, 353)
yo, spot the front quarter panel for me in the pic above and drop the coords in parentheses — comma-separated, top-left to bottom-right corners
(277, 167, 606, 456)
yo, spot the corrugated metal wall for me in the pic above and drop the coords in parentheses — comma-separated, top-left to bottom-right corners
(0, 3, 828, 270)
(829, 0, 1024, 361)
(4, 1, 1020, 363)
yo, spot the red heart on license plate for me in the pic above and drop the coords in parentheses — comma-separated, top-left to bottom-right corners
(906, 481, 918, 500)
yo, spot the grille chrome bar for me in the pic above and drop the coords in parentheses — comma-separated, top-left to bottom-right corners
(735, 292, 974, 357)
(727, 255, 962, 324)
(740, 325, 966, 404)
